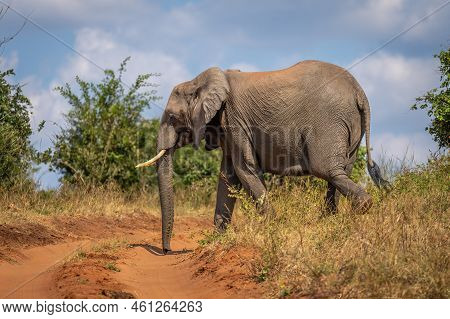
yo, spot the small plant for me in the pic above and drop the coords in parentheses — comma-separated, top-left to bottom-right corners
(93, 238, 129, 254)
(198, 230, 223, 247)
(198, 228, 236, 248)
(256, 265, 270, 283)
(278, 286, 291, 298)
(104, 262, 120, 272)
(70, 249, 87, 262)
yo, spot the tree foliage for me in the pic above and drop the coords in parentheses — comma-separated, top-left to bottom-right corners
(351, 146, 367, 182)
(412, 48, 450, 149)
(0, 68, 34, 188)
(43, 58, 162, 189)
(172, 144, 221, 186)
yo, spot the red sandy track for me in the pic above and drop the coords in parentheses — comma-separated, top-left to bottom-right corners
(0, 216, 262, 299)
(0, 240, 89, 298)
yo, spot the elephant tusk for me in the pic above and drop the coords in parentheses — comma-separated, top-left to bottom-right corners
(135, 149, 167, 168)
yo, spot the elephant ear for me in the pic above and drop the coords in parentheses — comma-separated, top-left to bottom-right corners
(191, 67, 230, 149)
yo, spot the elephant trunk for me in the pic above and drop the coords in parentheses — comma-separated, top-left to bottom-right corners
(157, 149, 174, 253)
(156, 123, 178, 254)
(137, 120, 178, 254)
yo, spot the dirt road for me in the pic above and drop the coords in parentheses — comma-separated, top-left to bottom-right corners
(0, 215, 262, 299)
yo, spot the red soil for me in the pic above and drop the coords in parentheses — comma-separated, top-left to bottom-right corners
(0, 214, 264, 299)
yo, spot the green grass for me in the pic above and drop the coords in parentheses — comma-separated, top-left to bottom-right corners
(104, 262, 121, 272)
(92, 239, 129, 254)
(71, 249, 88, 261)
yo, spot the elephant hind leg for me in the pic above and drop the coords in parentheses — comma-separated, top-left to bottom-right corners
(324, 183, 339, 215)
(324, 158, 357, 214)
(328, 172, 372, 213)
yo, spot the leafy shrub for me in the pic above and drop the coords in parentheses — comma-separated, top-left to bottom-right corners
(0, 68, 34, 188)
(351, 146, 368, 182)
(173, 144, 221, 186)
(412, 48, 449, 149)
(41, 58, 161, 189)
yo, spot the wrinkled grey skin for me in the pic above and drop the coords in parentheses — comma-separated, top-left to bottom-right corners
(154, 60, 383, 253)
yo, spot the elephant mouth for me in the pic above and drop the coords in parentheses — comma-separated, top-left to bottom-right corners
(176, 130, 193, 148)
(204, 144, 216, 151)
(135, 129, 193, 168)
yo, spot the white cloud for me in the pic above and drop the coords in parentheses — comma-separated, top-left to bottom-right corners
(59, 28, 191, 110)
(352, 0, 405, 32)
(0, 51, 18, 70)
(350, 51, 440, 163)
(341, 0, 449, 40)
(372, 132, 436, 164)
(27, 27, 191, 151)
(228, 62, 259, 72)
(350, 52, 439, 113)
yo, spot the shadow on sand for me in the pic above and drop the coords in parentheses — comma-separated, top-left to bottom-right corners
(129, 244, 192, 256)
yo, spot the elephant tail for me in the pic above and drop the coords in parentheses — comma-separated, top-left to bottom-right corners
(357, 92, 390, 189)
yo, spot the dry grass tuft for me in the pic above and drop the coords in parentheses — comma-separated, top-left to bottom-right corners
(0, 182, 214, 226)
(201, 156, 449, 298)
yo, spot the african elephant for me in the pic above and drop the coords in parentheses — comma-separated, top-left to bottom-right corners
(137, 60, 388, 254)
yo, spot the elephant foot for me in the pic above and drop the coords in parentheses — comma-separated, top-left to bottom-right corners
(214, 215, 230, 232)
(352, 194, 373, 214)
(323, 198, 338, 217)
(321, 206, 338, 218)
(256, 197, 276, 216)
(257, 204, 277, 225)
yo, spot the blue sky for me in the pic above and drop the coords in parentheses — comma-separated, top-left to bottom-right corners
(0, 0, 449, 188)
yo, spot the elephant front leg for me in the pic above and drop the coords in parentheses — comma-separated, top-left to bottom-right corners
(232, 160, 271, 216)
(214, 157, 241, 231)
(229, 136, 272, 216)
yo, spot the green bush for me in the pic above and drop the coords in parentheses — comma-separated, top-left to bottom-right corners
(173, 144, 221, 186)
(0, 68, 34, 188)
(42, 58, 161, 189)
(412, 48, 450, 149)
(351, 146, 367, 182)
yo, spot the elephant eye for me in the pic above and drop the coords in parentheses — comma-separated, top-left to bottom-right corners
(168, 113, 179, 124)
(194, 87, 201, 99)
(190, 94, 199, 105)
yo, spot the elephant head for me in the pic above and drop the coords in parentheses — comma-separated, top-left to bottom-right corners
(136, 67, 230, 253)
